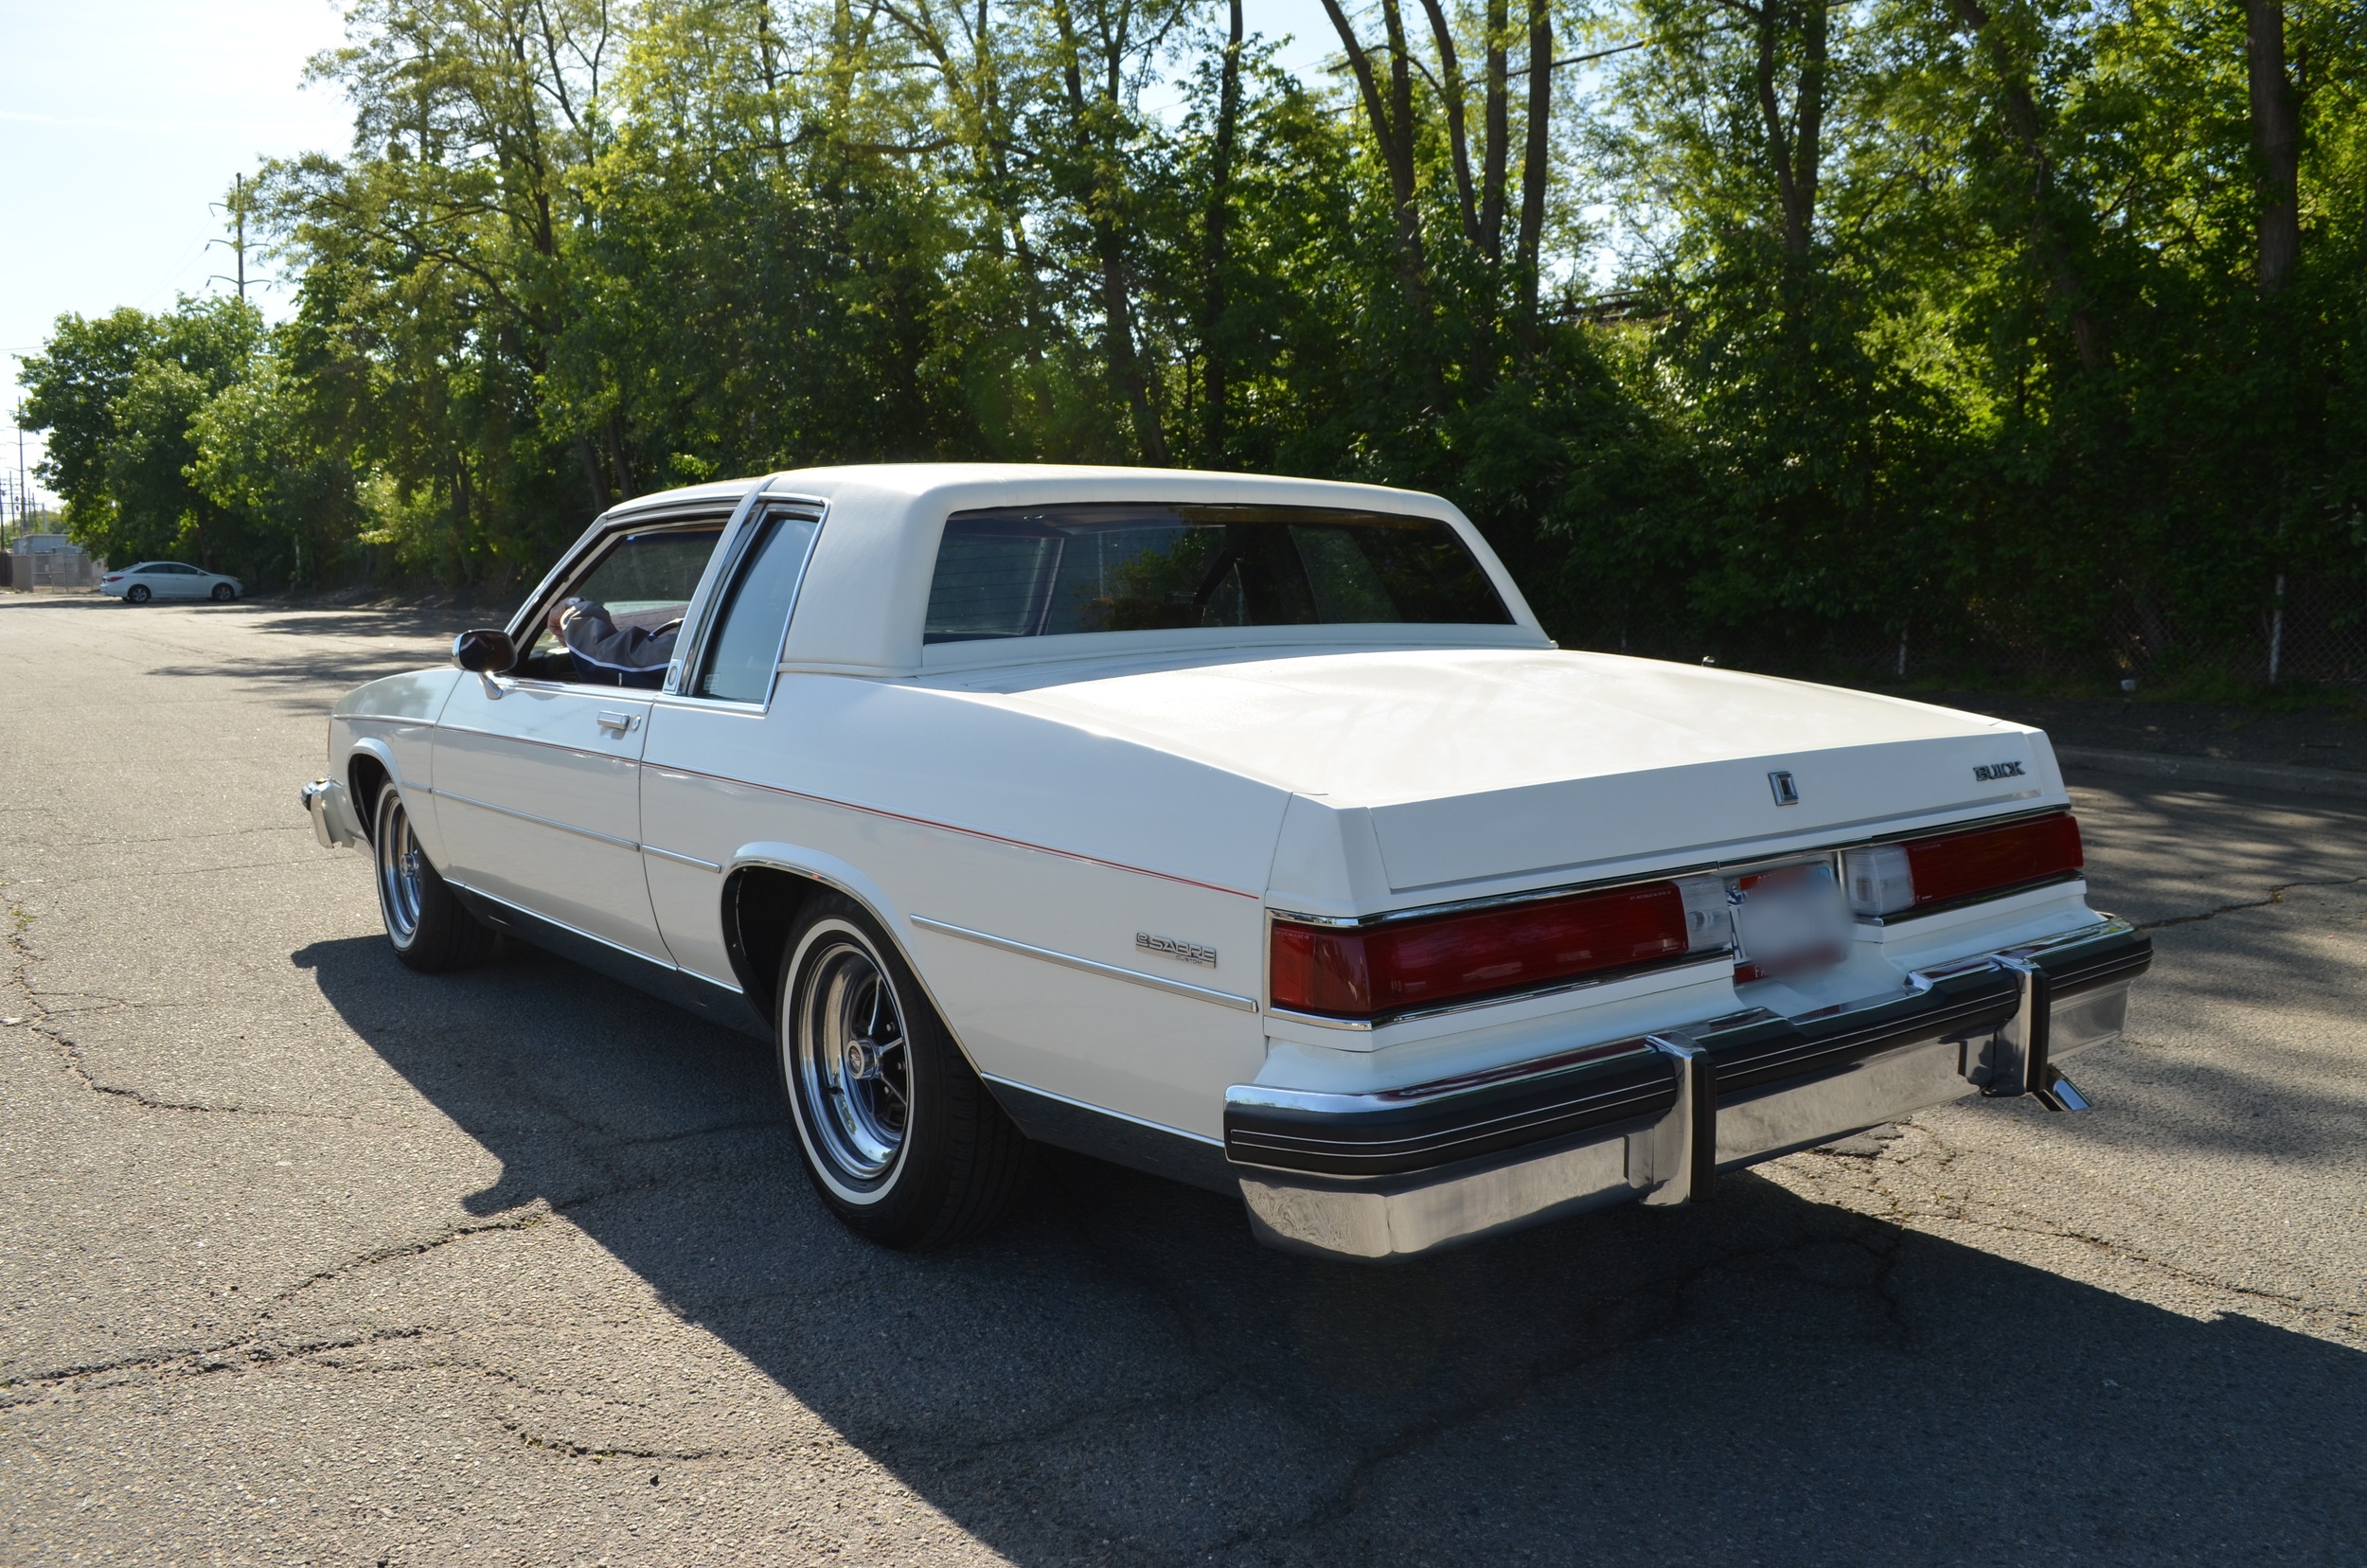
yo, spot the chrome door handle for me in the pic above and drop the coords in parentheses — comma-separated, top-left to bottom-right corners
(595, 711, 637, 735)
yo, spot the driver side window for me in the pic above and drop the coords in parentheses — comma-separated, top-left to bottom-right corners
(514, 523, 726, 687)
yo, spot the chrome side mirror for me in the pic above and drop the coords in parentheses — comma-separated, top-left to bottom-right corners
(451, 628, 517, 674)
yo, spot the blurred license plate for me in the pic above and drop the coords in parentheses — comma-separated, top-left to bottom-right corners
(1730, 862, 1849, 982)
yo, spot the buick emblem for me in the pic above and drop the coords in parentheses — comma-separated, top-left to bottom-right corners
(1768, 770, 1800, 806)
(1973, 760, 2027, 782)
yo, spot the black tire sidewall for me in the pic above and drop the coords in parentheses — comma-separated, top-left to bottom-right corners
(126, 585, 150, 603)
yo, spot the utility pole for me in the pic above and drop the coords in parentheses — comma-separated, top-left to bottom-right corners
(229, 172, 247, 301)
(207, 173, 254, 302)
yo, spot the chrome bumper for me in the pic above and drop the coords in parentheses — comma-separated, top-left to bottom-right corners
(301, 777, 363, 848)
(1228, 918, 2151, 1260)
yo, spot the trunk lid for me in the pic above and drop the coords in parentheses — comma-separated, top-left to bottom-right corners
(983, 648, 2058, 893)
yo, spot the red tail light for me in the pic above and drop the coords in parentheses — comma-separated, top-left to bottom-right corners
(1272, 876, 1727, 1022)
(1843, 812, 2084, 917)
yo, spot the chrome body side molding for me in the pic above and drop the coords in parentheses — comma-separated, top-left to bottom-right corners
(911, 914, 1259, 1013)
(425, 785, 644, 853)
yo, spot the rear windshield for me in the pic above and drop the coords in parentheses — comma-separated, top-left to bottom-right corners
(923, 503, 1513, 644)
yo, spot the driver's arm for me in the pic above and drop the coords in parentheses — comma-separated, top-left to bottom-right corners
(553, 597, 671, 674)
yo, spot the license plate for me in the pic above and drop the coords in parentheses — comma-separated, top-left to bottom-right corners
(1729, 861, 1849, 982)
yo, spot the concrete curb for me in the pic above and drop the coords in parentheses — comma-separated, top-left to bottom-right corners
(2056, 744, 2367, 801)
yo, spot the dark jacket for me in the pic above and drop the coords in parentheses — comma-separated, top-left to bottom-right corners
(557, 599, 678, 688)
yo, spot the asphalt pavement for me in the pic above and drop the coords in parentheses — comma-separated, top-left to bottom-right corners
(2, 594, 2361, 1566)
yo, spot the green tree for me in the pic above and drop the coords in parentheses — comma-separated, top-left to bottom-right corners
(188, 349, 366, 589)
(20, 296, 262, 570)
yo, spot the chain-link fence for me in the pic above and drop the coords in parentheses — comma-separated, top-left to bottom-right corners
(5, 535, 103, 592)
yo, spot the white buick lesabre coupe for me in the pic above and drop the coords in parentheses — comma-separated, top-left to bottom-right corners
(302, 465, 2150, 1258)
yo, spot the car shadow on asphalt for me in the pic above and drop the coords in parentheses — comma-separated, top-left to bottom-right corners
(292, 933, 2367, 1566)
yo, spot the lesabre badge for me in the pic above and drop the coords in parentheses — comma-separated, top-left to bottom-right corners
(1136, 933, 1218, 968)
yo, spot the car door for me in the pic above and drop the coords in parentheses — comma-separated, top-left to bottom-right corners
(156, 563, 203, 597)
(641, 503, 828, 992)
(431, 518, 732, 962)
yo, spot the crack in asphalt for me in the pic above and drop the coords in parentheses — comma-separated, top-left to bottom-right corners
(34, 1012, 378, 1121)
(2138, 874, 2367, 930)
(0, 896, 401, 1126)
(272, 1208, 561, 1306)
(2, 1327, 434, 1400)
(505, 1424, 728, 1463)
(50, 1037, 285, 1115)
(1793, 1125, 2367, 1339)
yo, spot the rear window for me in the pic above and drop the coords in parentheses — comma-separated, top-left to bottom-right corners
(923, 503, 1513, 645)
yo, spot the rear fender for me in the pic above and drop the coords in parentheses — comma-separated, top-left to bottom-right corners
(723, 841, 976, 1068)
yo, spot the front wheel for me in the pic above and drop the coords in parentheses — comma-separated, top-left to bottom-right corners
(371, 784, 495, 972)
(778, 896, 1027, 1249)
(125, 584, 151, 604)
(209, 582, 235, 601)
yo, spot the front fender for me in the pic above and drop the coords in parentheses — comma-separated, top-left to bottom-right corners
(331, 668, 461, 864)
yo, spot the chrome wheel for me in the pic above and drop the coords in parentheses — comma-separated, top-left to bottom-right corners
(773, 894, 1029, 1248)
(791, 935, 912, 1186)
(373, 790, 427, 949)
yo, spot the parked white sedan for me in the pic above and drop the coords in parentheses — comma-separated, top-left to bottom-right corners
(301, 465, 2150, 1258)
(101, 561, 243, 602)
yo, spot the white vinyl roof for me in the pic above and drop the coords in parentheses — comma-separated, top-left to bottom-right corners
(725, 463, 1548, 677)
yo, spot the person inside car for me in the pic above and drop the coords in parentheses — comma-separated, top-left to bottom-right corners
(546, 596, 679, 687)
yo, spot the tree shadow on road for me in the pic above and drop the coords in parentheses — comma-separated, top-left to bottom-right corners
(293, 932, 2367, 1567)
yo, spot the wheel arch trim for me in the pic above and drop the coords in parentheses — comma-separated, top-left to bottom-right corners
(343, 739, 404, 841)
(721, 843, 986, 1074)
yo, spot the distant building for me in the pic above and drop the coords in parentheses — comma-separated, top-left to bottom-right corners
(5, 532, 103, 590)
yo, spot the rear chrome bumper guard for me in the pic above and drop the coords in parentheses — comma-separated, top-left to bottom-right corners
(1227, 917, 2151, 1260)
(301, 777, 363, 848)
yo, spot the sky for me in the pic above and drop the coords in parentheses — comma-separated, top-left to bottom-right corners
(0, 0, 1346, 510)
(1, 0, 356, 507)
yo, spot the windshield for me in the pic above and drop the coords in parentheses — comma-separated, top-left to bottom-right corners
(923, 504, 1512, 645)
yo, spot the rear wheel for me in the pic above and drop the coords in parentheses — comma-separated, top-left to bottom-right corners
(209, 582, 234, 602)
(371, 785, 495, 972)
(125, 584, 151, 604)
(778, 896, 1027, 1249)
